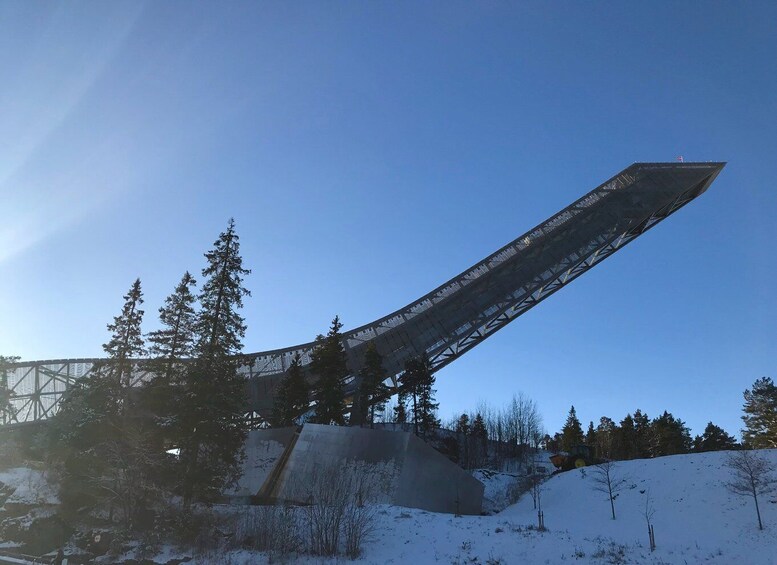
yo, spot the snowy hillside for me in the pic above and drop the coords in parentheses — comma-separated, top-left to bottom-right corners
(343, 449, 777, 565)
(5, 451, 775, 564)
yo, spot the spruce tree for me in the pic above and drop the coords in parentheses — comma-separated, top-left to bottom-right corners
(179, 219, 251, 508)
(55, 279, 152, 527)
(355, 343, 389, 428)
(309, 316, 349, 425)
(560, 406, 584, 452)
(694, 422, 738, 452)
(741, 377, 777, 449)
(394, 393, 408, 426)
(633, 409, 651, 458)
(471, 413, 488, 468)
(416, 356, 439, 437)
(148, 271, 197, 374)
(0, 356, 19, 425)
(595, 417, 617, 459)
(145, 272, 198, 430)
(103, 278, 146, 391)
(616, 414, 637, 460)
(400, 358, 422, 435)
(271, 353, 309, 427)
(650, 411, 692, 456)
(456, 413, 470, 467)
(586, 421, 596, 446)
(195, 219, 251, 359)
(401, 355, 439, 437)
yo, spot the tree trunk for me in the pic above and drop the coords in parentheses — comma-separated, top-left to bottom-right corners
(753, 488, 763, 530)
(609, 481, 616, 520)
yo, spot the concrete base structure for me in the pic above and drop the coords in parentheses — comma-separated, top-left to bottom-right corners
(229, 427, 297, 503)
(252, 424, 483, 515)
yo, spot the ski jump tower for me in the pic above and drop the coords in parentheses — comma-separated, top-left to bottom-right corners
(3, 162, 725, 424)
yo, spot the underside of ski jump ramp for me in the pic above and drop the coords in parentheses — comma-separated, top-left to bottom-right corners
(3, 162, 726, 424)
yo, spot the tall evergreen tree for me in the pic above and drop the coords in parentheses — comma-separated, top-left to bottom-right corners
(615, 413, 637, 460)
(0, 356, 20, 425)
(355, 343, 389, 428)
(148, 272, 198, 372)
(309, 316, 349, 425)
(456, 413, 470, 467)
(595, 416, 617, 459)
(400, 358, 421, 435)
(741, 377, 777, 449)
(471, 413, 488, 468)
(586, 421, 597, 446)
(55, 279, 152, 527)
(103, 278, 146, 391)
(393, 392, 408, 426)
(650, 411, 692, 457)
(178, 220, 251, 508)
(560, 406, 584, 452)
(693, 422, 738, 452)
(145, 272, 198, 429)
(416, 356, 440, 437)
(195, 219, 251, 359)
(632, 409, 651, 458)
(271, 353, 309, 427)
(400, 355, 439, 437)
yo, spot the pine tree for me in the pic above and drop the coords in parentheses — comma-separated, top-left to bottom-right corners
(145, 272, 198, 429)
(355, 343, 389, 428)
(650, 411, 692, 456)
(148, 271, 198, 374)
(401, 355, 438, 437)
(471, 413, 488, 468)
(400, 358, 421, 435)
(55, 279, 152, 527)
(595, 416, 617, 459)
(586, 421, 596, 446)
(394, 393, 408, 426)
(416, 357, 440, 438)
(103, 278, 146, 390)
(560, 406, 584, 452)
(0, 356, 19, 425)
(271, 353, 309, 427)
(195, 219, 251, 359)
(633, 409, 651, 458)
(741, 377, 777, 449)
(456, 413, 470, 467)
(693, 422, 738, 452)
(309, 316, 349, 425)
(178, 219, 251, 508)
(615, 414, 637, 460)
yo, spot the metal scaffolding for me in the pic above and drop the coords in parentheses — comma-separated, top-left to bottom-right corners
(1, 162, 725, 424)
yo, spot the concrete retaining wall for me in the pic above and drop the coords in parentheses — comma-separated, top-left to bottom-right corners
(268, 424, 483, 515)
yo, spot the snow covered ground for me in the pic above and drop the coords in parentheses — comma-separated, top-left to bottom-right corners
(203, 449, 777, 564)
(0, 467, 58, 506)
(5, 450, 775, 564)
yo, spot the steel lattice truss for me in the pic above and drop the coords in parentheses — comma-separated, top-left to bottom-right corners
(2, 162, 725, 424)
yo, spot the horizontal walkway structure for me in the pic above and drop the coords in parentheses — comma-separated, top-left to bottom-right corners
(2, 162, 725, 424)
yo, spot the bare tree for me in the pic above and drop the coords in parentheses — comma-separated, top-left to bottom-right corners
(643, 488, 656, 551)
(290, 457, 395, 557)
(234, 504, 302, 559)
(591, 459, 629, 520)
(528, 468, 544, 511)
(724, 450, 776, 530)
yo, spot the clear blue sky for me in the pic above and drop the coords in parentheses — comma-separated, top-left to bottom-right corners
(1, 2, 775, 439)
